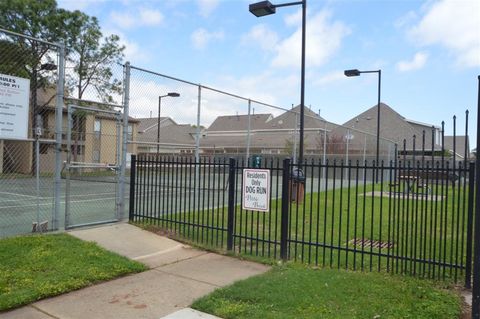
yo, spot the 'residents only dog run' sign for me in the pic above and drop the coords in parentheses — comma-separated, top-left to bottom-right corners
(242, 168, 270, 212)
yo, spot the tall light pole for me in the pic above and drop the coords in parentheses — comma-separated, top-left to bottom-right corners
(157, 92, 180, 155)
(344, 68, 381, 182)
(472, 75, 480, 319)
(249, 0, 306, 165)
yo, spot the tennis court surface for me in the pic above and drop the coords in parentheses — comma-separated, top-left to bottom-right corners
(0, 177, 120, 237)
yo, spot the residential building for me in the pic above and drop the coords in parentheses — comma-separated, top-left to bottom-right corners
(201, 105, 327, 155)
(1, 87, 139, 174)
(335, 103, 469, 161)
(135, 117, 197, 155)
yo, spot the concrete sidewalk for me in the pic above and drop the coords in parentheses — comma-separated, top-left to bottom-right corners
(0, 223, 270, 319)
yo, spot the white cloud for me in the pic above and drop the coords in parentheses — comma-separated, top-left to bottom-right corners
(396, 52, 428, 72)
(191, 28, 224, 50)
(139, 8, 164, 26)
(127, 69, 300, 126)
(272, 9, 350, 68)
(312, 70, 346, 87)
(394, 10, 417, 29)
(409, 0, 480, 67)
(110, 8, 164, 29)
(57, 0, 101, 11)
(242, 24, 279, 52)
(103, 28, 148, 63)
(110, 11, 135, 29)
(197, 0, 219, 18)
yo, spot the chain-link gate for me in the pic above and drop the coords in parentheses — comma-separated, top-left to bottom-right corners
(63, 104, 122, 229)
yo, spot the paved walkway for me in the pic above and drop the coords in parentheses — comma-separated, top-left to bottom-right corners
(0, 223, 270, 319)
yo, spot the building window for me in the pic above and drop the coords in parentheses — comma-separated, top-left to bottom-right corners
(94, 119, 101, 138)
(40, 143, 50, 154)
(127, 124, 133, 141)
(92, 150, 100, 163)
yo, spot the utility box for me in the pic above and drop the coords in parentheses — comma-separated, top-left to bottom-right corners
(290, 168, 305, 203)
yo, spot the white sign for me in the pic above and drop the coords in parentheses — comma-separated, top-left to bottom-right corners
(242, 169, 270, 212)
(0, 73, 30, 139)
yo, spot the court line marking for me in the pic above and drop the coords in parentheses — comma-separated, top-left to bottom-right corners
(0, 191, 37, 199)
(0, 192, 118, 202)
(0, 197, 118, 209)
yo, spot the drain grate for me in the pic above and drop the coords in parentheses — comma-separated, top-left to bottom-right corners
(349, 238, 394, 249)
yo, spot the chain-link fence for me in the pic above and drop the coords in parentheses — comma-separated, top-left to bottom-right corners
(0, 27, 127, 237)
(61, 47, 127, 229)
(126, 66, 397, 165)
(0, 28, 63, 237)
(3, 26, 467, 239)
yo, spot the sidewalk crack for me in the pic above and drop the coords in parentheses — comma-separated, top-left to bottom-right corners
(151, 251, 209, 269)
(30, 305, 61, 319)
(154, 268, 221, 288)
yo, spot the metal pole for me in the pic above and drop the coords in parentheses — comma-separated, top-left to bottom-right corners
(129, 154, 136, 222)
(195, 86, 202, 193)
(35, 135, 40, 230)
(54, 43, 65, 231)
(298, 0, 306, 165)
(115, 115, 121, 219)
(157, 96, 161, 155)
(195, 85, 201, 163)
(322, 120, 327, 178)
(280, 158, 291, 260)
(472, 75, 480, 318)
(246, 99, 252, 164)
(363, 134, 367, 179)
(375, 70, 382, 183)
(293, 112, 298, 164)
(65, 105, 73, 229)
(118, 62, 130, 221)
(227, 157, 236, 251)
(32, 67, 38, 176)
(345, 129, 350, 180)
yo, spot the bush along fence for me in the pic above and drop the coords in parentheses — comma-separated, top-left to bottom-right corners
(129, 124, 475, 287)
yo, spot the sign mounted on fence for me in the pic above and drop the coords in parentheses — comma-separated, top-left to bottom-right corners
(242, 169, 270, 212)
(0, 73, 30, 140)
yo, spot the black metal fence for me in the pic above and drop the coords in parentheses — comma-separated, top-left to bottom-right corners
(130, 151, 475, 286)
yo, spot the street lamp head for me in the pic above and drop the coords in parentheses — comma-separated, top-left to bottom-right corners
(344, 69, 361, 77)
(167, 92, 180, 97)
(40, 63, 57, 71)
(249, 1, 276, 17)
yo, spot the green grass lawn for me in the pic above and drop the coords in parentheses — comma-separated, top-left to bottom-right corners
(192, 264, 462, 319)
(0, 233, 147, 311)
(134, 180, 471, 283)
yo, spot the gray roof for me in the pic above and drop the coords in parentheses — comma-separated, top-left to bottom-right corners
(207, 105, 325, 133)
(338, 103, 441, 150)
(137, 117, 176, 133)
(137, 122, 196, 145)
(267, 105, 325, 130)
(200, 129, 324, 150)
(207, 114, 273, 131)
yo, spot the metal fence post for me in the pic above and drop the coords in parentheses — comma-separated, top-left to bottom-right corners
(118, 61, 131, 220)
(227, 157, 236, 251)
(280, 158, 291, 260)
(54, 42, 65, 231)
(246, 99, 252, 164)
(64, 105, 73, 229)
(129, 154, 136, 221)
(466, 161, 475, 288)
(195, 85, 201, 163)
(472, 75, 480, 318)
